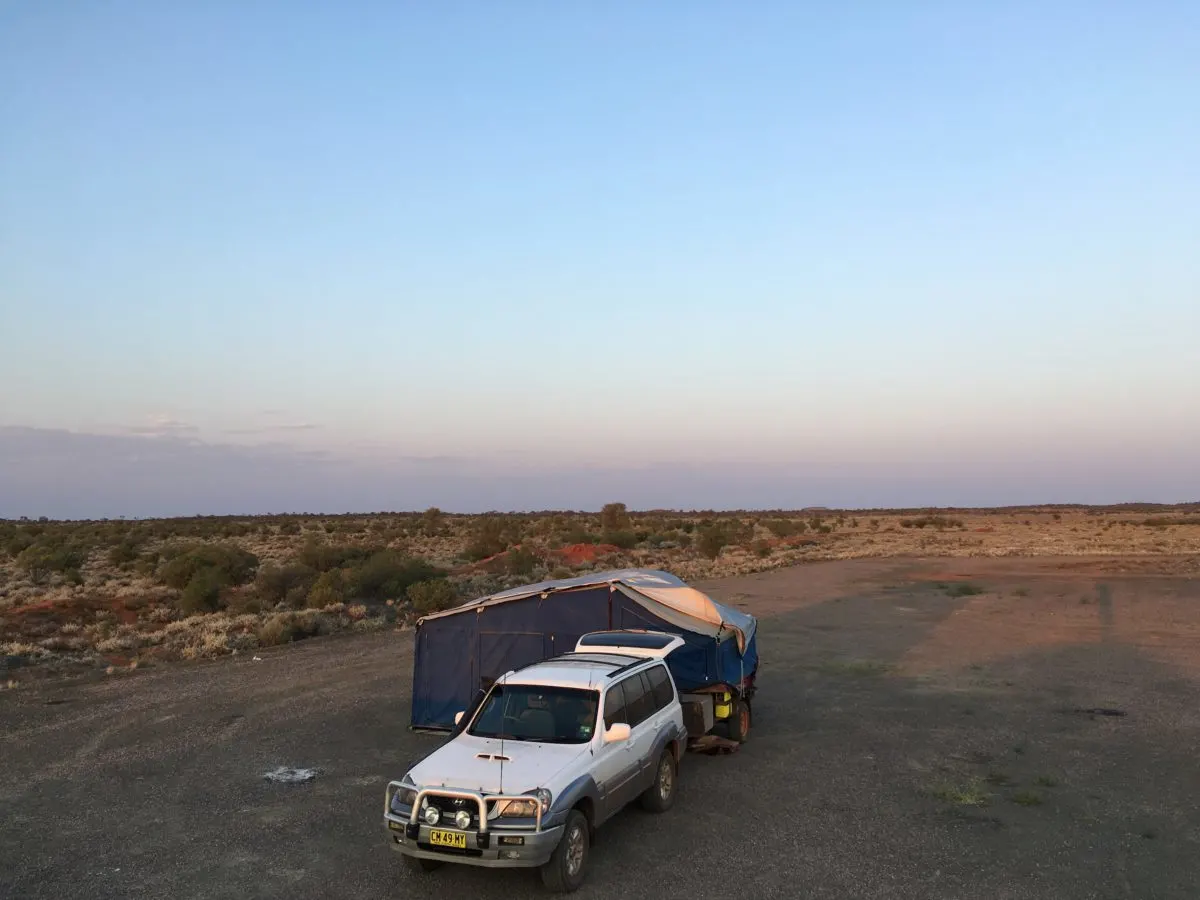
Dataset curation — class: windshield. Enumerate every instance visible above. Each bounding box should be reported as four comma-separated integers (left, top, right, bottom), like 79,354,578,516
467,684,599,744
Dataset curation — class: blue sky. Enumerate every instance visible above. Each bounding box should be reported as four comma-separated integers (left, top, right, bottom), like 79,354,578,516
1,1,1197,516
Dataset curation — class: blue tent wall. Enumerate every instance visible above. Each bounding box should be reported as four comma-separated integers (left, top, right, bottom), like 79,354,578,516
410,585,757,730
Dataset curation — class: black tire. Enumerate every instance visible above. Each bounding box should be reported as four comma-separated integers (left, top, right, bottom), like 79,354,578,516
540,808,589,893
404,854,443,873
639,749,677,812
728,697,751,743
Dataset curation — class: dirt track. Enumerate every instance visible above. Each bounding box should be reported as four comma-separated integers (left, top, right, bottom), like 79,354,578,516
2,556,1198,899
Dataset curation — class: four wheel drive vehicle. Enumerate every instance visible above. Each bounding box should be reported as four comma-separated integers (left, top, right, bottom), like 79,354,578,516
384,633,689,893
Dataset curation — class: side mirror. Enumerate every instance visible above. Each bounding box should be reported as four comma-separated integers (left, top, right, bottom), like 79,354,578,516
603,722,631,744
454,711,464,726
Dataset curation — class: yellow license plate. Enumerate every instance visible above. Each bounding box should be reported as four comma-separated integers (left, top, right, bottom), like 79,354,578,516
429,829,467,849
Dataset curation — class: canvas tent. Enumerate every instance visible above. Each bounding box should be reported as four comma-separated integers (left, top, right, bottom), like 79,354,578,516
409,568,758,730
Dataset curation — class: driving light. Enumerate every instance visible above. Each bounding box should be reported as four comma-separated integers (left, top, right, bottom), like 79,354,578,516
423,805,440,826
454,809,472,830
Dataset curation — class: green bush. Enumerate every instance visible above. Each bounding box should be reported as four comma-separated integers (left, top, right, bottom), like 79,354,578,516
407,579,459,617
258,613,297,646
159,543,259,589
505,546,539,576
420,507,445,537
697,525,728,560
348,551,443,601
603,529,638,549
255,562,318,604
465,516,515,561
16,542,88,584
108,540,142,568
752,539,772,558
180,569,224,615
600,502,631,532
763,519,798,538
307,570,346,608
296,539,374,572
4,530,36,557
556,524,598,546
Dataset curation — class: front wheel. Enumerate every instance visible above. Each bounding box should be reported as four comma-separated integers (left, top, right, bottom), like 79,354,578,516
639,749,677,812
540,808,589,893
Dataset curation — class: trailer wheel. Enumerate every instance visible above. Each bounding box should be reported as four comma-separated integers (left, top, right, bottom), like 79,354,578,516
728,697,751,743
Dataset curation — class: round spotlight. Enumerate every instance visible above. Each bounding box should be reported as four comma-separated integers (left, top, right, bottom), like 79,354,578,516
454,809,472,830
423,805,440,826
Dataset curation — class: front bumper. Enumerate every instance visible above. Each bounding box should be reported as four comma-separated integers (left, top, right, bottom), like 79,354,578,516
384,816,565,868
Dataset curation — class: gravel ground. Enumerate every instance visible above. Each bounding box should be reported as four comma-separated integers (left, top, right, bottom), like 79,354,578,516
2,556,1198,899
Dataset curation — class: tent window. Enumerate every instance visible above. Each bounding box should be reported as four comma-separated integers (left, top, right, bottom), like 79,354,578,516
645,664,675,711
620,673,654,727
603,682,627,728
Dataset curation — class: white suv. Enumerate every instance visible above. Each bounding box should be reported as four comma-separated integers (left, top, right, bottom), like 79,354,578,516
384,631,688,892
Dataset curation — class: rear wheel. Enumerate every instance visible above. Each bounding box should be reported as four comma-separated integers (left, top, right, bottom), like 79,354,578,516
639,749,677,812
540,808,589,893
728,697,751,743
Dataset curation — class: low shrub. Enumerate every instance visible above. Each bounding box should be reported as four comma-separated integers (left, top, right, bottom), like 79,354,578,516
255,562,318,605
505,546,539,576
159,543,259,590
697,525,728,560
180,569,224,615
407,579,459,617
16,542,88,584
347,551,443,601
307,570,346,608
296,539,375,572
602,529,639,550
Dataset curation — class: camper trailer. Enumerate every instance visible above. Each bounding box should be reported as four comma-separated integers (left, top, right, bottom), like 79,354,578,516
408,568,758,745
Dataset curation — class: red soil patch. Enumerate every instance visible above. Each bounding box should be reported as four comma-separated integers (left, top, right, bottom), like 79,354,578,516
551,543,622,567
1,594,141,641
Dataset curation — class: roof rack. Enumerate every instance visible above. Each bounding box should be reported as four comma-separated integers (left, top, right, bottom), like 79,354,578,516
504,650,651,680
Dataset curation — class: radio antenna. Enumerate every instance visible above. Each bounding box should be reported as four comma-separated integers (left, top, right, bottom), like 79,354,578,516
498,669,508,795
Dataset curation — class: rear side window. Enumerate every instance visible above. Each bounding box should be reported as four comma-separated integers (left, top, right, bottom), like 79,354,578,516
621,673,654,727
645,664,675,710
603,682,627,729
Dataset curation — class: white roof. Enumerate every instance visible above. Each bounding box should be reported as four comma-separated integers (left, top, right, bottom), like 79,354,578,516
497,653,653,690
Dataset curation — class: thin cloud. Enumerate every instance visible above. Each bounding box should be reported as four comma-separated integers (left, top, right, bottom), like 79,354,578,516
123,414,199,438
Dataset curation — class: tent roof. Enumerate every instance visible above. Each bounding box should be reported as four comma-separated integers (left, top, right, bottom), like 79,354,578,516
418,568,757,651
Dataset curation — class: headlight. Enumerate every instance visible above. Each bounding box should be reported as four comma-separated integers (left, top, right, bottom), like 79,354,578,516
498,788,552,818
454,809,472,830
498,798,538,818
389,781,417,811
423,805,441,826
